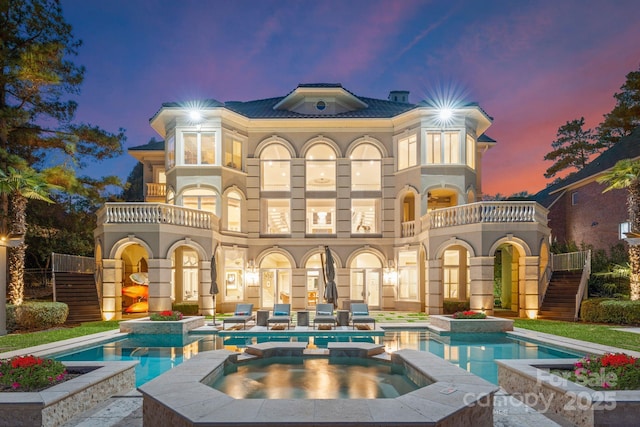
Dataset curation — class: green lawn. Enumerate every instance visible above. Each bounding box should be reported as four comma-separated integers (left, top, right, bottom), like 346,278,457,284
513,319,640,353
0,321,120,353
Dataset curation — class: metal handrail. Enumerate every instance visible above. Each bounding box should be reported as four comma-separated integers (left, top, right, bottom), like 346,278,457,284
574,250,591,320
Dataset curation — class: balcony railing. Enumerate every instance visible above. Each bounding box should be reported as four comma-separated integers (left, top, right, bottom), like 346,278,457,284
401,221,415,237
98,203,213,230
427,201,547,229
146,183,167,197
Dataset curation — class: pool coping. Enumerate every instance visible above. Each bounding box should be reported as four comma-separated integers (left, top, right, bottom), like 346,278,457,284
138,344,499,426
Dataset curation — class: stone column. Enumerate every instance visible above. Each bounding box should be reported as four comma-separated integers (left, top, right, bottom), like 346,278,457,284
425,259,443,314
148,258,173,313
102,258,123,320
520,256,540,319
469,256,495,315
199,259,213,315
291,268,306,310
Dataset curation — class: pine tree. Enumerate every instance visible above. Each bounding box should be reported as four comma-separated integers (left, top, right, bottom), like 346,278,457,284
543,117,601,179
597,65,640,147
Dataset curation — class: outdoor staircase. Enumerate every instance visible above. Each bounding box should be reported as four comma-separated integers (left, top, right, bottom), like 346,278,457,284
538,271,582,321
54,272,103,324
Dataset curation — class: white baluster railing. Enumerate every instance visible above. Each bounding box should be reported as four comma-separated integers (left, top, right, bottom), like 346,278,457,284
401,221,415,237
427,201,547,229
98,203,213,230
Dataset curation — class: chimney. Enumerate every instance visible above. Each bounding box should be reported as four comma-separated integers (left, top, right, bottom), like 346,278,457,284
388,90,410,103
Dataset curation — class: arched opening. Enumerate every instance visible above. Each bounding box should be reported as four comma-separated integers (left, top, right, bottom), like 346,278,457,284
427,188,457,210
494,244,520,313
402,193,415,222
259,253,292,308
261,143,291,191
121,244,150,314
226,190,242,232
350,253,382,308
441,245,470,301
171,247,200,304
306,143,336,191
181,187,217,214
305,253,323,308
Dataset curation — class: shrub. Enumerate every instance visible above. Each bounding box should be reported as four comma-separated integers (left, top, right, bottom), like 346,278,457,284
5,305,17,333
443,299,470,314
150,310,183,321
0,355,68,391
10,302,68,331
172,302,199,315
452,310,487,319
581,298,640,325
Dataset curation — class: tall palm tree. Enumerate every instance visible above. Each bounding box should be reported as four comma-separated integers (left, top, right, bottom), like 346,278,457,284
0,167,60,305
597,159,640,300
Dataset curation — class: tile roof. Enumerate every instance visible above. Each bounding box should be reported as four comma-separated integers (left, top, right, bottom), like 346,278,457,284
224,95,416,119
534,126,640,207
129,139,165,151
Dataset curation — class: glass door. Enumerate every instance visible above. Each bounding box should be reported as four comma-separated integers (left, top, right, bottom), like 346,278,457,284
350,269,381,309
261,268,291,308
261,270,276,308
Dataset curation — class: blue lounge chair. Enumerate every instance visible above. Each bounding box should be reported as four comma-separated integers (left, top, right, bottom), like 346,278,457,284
267,303,292,329
350,303,375,330
223,303,255,330
313,303,337,329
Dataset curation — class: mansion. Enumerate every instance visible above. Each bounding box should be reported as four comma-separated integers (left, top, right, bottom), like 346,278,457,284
94,83,551,320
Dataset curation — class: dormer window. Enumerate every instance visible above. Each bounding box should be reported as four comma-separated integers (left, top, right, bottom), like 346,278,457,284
316,100,326,111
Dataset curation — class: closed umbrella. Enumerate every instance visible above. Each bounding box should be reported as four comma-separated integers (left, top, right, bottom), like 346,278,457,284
323,246,338,309
210,254,219,326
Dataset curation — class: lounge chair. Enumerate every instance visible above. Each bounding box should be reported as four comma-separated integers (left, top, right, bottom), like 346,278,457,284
313,303,337,329
267,303,291,329
350,303,375,330
223,303,255,330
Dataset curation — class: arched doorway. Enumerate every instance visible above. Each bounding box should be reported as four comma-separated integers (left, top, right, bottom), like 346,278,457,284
495,244,520,313
350,253,382,308
259,253,292,308
171,247,200,304
441,245,470,301
305,253,323,308
121,244,150,314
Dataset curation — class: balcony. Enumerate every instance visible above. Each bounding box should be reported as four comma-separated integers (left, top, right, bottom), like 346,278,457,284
427,201,547,230
98,203,214,230
145,183,166,202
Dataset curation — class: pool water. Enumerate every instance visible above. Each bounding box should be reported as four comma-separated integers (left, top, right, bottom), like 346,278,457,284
54,330,582,386
210,356,419,399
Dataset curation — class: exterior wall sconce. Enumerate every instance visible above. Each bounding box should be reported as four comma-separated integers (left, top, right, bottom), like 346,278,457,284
0,233,24,248
383,259,397,285
245,259,259,285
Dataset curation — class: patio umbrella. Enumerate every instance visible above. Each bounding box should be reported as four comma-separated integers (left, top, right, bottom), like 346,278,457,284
323,246,338,309
210,254,220,326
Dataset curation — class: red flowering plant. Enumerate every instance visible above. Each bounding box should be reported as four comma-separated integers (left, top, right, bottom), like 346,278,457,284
150,310,184,321
554,353,640,390
0,355,68,392
452,310,487,319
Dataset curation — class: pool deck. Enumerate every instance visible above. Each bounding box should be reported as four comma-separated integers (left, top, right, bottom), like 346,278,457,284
2,320,639,427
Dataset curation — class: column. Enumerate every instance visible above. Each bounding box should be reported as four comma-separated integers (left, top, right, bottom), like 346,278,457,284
291,268,306,310
520,256,540,319
148,258,173,313
469,256,495,315
425,259,443,315
199,259,213,315
102,258,123,320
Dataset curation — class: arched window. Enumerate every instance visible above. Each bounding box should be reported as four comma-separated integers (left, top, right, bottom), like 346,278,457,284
227,190,242,232
351,143,381,191
260,144,291,191
306,143,336,191
182,188,216,214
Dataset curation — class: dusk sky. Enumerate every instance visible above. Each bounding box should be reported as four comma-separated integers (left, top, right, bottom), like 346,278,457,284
62,0,640,196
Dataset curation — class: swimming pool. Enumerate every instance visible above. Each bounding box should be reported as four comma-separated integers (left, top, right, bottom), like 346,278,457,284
54,330,583,386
